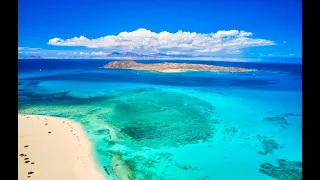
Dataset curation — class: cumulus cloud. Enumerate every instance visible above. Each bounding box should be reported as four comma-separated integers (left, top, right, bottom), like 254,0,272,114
47,28,275,55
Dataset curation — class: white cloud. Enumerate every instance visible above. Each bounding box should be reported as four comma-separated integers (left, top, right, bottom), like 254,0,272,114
225,49,243,54
166,51,183,55
289,53,294,56
57,52,67,55
73,52,77,55
48,38,62,44
18,47,41,51
91,51,108,55
47,28,275,55
28,48,41,50
267,54,273,56
22,52,40,54
79,52,89,55
19,47,41,50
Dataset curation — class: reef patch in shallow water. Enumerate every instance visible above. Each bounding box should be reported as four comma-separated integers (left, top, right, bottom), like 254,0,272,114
263,113,302,128
257,135,281,155
93,129,110,136
105,88,216,148
259,159,302,180
263,116,288,127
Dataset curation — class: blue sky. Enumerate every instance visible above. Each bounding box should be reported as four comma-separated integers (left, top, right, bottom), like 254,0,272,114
18,0,301,60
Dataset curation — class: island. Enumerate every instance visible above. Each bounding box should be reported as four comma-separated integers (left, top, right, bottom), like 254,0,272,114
102,60,251,73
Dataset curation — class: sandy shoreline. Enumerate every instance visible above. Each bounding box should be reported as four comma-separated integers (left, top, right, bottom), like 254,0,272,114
18,114,106,180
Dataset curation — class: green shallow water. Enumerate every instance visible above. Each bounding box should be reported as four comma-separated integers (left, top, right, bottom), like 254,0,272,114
19,87,220,179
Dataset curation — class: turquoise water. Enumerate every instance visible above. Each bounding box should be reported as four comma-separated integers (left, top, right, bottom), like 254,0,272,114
18,59,302,180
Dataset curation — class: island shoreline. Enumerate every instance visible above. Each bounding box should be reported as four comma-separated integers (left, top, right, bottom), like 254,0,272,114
102,60,253,73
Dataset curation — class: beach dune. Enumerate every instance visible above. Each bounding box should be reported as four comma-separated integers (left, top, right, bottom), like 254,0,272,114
18,114,105,180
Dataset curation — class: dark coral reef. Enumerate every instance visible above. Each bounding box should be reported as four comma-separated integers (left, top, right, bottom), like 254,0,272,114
259,159,302,180
257,135,281,155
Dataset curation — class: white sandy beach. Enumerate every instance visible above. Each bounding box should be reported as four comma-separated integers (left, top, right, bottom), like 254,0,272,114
18,114,106,180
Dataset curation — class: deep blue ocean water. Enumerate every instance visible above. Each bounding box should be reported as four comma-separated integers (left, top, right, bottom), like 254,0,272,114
18,59,302,180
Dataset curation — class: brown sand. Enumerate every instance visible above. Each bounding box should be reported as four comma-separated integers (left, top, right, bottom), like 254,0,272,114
18,114,106,180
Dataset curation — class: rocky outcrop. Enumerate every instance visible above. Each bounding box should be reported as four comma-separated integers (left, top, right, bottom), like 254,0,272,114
103,60,139,68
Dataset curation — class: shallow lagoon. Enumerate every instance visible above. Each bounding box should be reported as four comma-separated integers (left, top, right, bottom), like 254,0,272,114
18,59,302,180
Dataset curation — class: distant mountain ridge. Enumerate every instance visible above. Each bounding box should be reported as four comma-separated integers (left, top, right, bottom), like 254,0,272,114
20,52,215,59
25,56,44,59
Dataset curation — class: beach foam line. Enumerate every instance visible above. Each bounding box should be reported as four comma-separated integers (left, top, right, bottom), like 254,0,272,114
18,114,106,180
